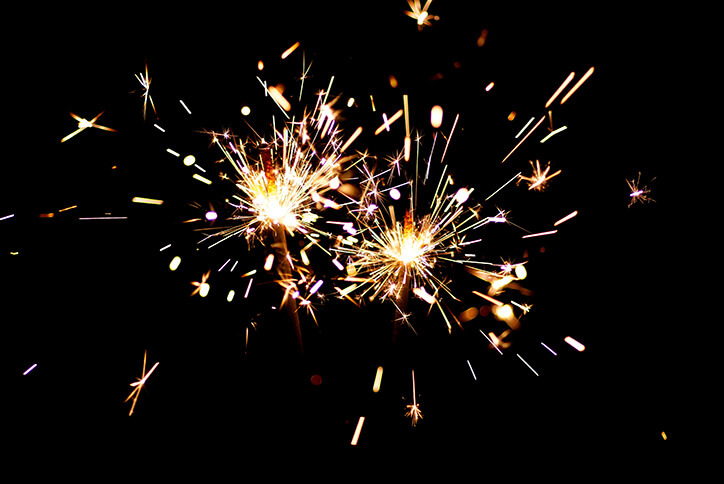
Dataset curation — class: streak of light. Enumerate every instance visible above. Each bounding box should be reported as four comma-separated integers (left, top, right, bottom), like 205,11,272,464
347,97,355,108
661,431,667,441
169,256,182,271
332,259,345,271
78,216,127,220
351,416,365,446
430,105,443,128
541,342,557,355
61,111,117,143
134,63,157,120
244,278,254,298
477,28,488,47
183,155,196,166
1,214,15,221
539,125,567,143
227,290,236,302
467,360,477,380
179,99,192,114
309,279,324,295
405,369,422,426
159,244,172,251
521,230,558,239
439,113,459,165
59,205,78,212
375,109,403,135
167,148,180,157
281,41,300,59
154,124,165,132
125,350,159,416
564,336,586,352
372,366,383,393
412,286,436,304
131,197,164,205
23,363,38,375
479,329,503,355
515,117,535,138
472,290,503,306
554,210,578,226
502,116,545,163
485,172,522,201
560,67,595,105
267,85,292,112
264,254,275,271
516,353,539,376
340,126,363,153
38,213,54,218
192,173,212,185
545,71,576,108
485,81,494,92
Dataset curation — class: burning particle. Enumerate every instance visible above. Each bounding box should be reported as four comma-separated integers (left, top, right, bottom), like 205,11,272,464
183,155,196,166
476,28,488,47
347,97,355,108
268,85,291,112
514,264,527,279
661,431,667,441
454,187,470,204
389,188,401,200
516,353,539,376
375,109,403,135
310,374,323,386
340,126,363,153
508,111,517,121
23,363,38,375
351,416,366,446
560,67,595,105
205,211,218,221
179,99,192,115
485,81,495,92
227,290,236,302
154,124,165,132
554,210,578,226
541,342,557,355
169,256,182,271
132,197,164,205
522,230,558,239
241,106,251,116
1,214,15,221
167,148,180,157
192,173,212,185
564,336,586,352
309,279,324,295
372,366,383,393
388,75,398,88
198,283,210,297
539,126,568,143
281,41,300,59
430,105,443,128
264,254,275,271
545,71,576,108
257,60,264,70
39,213,54,218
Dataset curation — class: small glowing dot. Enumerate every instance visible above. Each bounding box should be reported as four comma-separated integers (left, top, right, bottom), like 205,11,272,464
227,290,235,302
264,254,275,271
485,82,495,92
508,111,517,121
493,304,514,320
430,105,443,128
347,97,355,108
183,155,196,166
199,282,210,297
514,264,527,280
241,106,251,116
257,60,264,70
205,211,218,221
454,187,470,204
390,188,401,200
169,256,182,271
310,374,323,386
388,75,398,88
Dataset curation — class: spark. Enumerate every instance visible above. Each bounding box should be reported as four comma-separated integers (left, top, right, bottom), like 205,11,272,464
479,329,503,355
61,111,117,143
167,148,181,157
23,363,38,375
517,159,562,191
516,353,539,376
564,336,586,352
351,416,366,445
281,41,300,59
131,197,164,205
521,230,557,239
541,342,558,355
192,173,213,185
554,210,578,226
545,71,576,108
430,105,443,128
372,366,383,393
404,0,439,30
502,115,545,163
1,214,15,221
169,256,182,271
125,350,159,416
404,369,423,426
467,360,477,380
190,271,211,297
134,63,157,120
626,172,655,207
375,109,404,135
179,99,192,115
539,125,567,143
560,67,595,105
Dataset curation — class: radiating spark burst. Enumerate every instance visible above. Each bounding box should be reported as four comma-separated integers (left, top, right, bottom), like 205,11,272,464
61,111,117,143
199,91,360,250
517,159,562,191
125,350,159,416
626,172,655,207
404,0,439,30
134,63,157,120
404,369,423,426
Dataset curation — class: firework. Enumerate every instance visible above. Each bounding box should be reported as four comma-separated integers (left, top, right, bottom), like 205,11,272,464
626,172,655,207
61,111,117,143
125,350,159,416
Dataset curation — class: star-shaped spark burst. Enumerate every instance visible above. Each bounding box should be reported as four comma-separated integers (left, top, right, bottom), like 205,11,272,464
517,159,562,191
404,370,423,426
61,111,117,143
626,171,655,207
125,350,159,416
404,0,439,30
134,63,157,120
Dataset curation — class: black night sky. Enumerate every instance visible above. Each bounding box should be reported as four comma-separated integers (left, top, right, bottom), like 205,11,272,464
2,1,700,472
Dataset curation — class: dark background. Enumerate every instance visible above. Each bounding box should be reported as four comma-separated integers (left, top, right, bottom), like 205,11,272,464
1,1,699,470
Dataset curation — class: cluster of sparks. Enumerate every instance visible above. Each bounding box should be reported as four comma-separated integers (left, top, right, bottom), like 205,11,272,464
7,4,667,444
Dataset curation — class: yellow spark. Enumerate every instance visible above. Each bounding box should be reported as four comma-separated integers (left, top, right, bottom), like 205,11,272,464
131,197,164,205
190,271,211,297
169,256,182,271
264,254,275,271
192,173,213,185
268,84,292,112
430,105,443,128
517,160,562,191
61,111,117,143
404,0,439,30
521,230,558,239
502,116,545,163
545,71,576,108
626,172,655,207
125,350,159,416
281,41,300,59
564,336,586,352
241,105,251,116
372,366,383,393
351,416,365,445
554,210,578,226
134,63,157,120
375,109,404,135
560,67,595,105
340,126,363,153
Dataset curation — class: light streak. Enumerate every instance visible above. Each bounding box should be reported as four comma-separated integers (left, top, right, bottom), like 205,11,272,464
485,81,495,92
1,214,15,221
375,109,403,135
125,350,159,416
134,63,157,120
502,116,545,163
560,67,595,105
485,172,522,201
467,360,477,380
430,105,443,128
154,124,165,132
404,0,439,30
541,342,558,355
351,416,365,445
78,216,127,220
539,125,567,143
192,173,212,185
564,336,585,352
515,117,535,138
521,230,558,239
167,148,181,157
404,369,422,426
516,353,539,376
626,172,655,207
264,254,275,271
23,363,38,375
340,126,363,152
545,71,575,108
372,366,383,393
131,197,164,205
227,290,235,302
61,111,117,143
281,41,300,59
179,99,192,115
479,329,503,355
554,210,578,226
169,256,182,271
518,159,562,191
